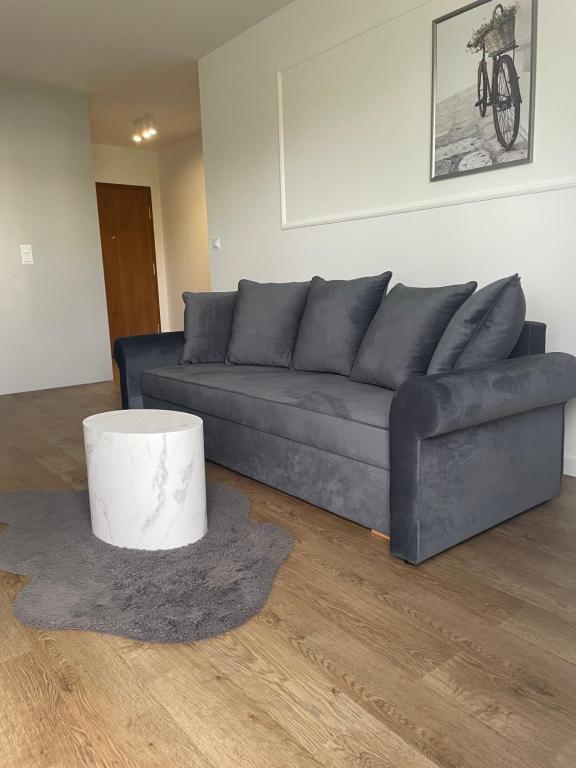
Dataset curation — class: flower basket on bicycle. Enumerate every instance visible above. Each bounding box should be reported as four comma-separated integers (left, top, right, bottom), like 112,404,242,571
467,3,519,55
484,9,516,57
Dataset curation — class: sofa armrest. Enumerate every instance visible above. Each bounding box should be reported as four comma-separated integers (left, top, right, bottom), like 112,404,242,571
390,353,576,564
392,353,576,441
114,332,184,409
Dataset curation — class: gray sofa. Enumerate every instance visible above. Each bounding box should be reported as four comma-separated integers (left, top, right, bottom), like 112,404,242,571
115,275,576,564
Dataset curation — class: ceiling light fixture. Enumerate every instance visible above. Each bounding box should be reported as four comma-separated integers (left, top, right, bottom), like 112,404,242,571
131,114,158,143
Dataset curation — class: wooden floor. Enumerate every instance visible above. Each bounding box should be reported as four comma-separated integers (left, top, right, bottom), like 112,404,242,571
1,382,576,767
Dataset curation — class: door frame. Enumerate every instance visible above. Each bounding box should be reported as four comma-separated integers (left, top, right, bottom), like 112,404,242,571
95,182,162,338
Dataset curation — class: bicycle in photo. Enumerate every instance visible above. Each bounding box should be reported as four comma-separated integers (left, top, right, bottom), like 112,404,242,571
475,4,522,150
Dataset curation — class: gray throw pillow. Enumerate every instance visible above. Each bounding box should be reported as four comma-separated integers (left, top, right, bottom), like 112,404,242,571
227,279,310,367
351,281,477,390
181,291,237,364
428,275,526,374
292,272,392,376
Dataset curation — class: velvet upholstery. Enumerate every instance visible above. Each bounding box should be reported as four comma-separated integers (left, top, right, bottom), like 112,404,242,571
116,319,576,564
428,275,526,374
391,353,576,440
510,321,546,358
114,332,184,409
390,352,576,563
351,281,477,389
391,405,565,564
142,396,391,532
292,273,392,375
181,291,237,364
141,364,393,468
227,280,309,367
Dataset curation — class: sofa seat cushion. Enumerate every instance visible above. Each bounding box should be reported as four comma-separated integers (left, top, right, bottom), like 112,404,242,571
141,364,393,469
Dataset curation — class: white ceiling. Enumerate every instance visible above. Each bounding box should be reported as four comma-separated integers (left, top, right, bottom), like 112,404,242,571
0,0,293,148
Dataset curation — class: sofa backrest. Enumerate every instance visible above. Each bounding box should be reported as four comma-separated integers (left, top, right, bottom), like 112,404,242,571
510,321,546,359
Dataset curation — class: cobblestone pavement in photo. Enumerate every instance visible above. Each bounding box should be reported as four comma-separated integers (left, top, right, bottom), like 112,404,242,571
434,83,528,177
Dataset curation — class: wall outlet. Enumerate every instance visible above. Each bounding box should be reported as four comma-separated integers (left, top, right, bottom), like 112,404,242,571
20,244,34,264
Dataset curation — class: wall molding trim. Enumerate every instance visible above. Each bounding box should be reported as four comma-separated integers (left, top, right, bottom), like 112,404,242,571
278,68,576,229
565,454,576,478
277,70,576,231
278,174,576,230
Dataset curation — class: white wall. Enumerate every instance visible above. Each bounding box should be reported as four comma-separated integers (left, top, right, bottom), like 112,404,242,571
0,81,111,394
158,134,211,330
199,0,576,475
92,144,170,329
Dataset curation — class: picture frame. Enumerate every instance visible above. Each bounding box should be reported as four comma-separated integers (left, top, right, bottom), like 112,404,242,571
431,0,538,181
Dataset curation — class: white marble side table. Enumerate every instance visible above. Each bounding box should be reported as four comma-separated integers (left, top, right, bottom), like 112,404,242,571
83,409,207,550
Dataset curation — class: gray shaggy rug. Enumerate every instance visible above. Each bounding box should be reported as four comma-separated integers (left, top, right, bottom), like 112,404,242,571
0,484,293,643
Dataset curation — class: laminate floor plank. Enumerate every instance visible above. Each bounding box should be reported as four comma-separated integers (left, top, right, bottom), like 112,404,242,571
251,595,546,768
30,628,216,768
501,604,576,664
147,658,324,768
423,652,576,767
280,540,576,709
190,626,441,768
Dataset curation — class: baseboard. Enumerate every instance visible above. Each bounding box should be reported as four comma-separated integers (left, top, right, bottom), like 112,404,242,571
564,454,576,478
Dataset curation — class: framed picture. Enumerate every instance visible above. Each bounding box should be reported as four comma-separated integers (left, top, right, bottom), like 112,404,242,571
431,0,537,181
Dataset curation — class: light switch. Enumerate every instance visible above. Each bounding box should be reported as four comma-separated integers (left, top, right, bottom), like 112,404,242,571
211,237,221,251
20,244,34,264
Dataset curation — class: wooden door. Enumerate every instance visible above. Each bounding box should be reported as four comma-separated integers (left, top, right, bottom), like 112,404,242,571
96,183,160,351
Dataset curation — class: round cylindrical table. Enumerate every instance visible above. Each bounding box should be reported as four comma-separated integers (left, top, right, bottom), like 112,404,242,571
83,409,207,550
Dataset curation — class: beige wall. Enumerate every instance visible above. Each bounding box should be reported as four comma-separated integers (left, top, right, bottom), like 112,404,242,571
158,134,211,330
199,0,576,474
93,137,210,331
92,144,170,329
0,81,111,394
